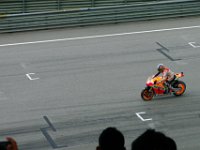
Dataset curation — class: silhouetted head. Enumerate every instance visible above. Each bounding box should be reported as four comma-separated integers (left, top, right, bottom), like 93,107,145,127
131,129,177,150
97,127,126,150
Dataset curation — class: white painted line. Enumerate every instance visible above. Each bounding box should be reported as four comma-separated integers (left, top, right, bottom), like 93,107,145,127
189,42,196,48
1,25,200,47
26,73,39,81
188,42,200,48
136,112,152,122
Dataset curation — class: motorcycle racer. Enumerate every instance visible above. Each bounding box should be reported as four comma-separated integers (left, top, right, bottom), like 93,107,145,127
141,66,186,101
154,64,175,93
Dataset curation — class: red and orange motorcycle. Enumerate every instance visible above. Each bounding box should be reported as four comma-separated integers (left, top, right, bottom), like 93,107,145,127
141,72,186,101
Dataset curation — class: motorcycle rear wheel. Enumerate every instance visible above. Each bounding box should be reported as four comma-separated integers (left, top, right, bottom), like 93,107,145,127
173,81,186,96
141,89,154,101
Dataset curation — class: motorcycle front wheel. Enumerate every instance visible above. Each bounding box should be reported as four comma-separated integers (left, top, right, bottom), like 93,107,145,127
141,89,154,101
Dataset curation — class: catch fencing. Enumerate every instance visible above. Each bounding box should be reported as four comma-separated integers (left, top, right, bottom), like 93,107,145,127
0,0,169,14
0,0,200,33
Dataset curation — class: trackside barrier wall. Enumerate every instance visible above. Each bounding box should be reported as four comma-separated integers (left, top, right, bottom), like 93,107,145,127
0,0,170,14
0,0,200,33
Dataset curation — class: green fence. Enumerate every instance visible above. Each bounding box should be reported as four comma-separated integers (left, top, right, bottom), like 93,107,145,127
0,0,168,14
0,0,200,33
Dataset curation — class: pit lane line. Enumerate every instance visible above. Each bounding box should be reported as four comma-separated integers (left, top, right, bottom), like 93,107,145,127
1,25,200,47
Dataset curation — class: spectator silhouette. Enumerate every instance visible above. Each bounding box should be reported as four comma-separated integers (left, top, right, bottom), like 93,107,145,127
0,137,19,150
96,127,126,150
131,129,177,150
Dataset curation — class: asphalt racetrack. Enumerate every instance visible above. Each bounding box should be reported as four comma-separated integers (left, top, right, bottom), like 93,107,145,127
0,16,200,150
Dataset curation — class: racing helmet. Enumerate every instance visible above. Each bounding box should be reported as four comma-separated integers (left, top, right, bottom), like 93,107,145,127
157,64,165,72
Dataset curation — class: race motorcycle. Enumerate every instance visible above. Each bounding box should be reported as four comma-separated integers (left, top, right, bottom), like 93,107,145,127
141,72,186,101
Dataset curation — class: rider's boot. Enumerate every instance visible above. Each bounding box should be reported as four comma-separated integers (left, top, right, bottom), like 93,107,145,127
164,87,169,94
168,84,175,93
164,90,169,94
163,83,169,94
